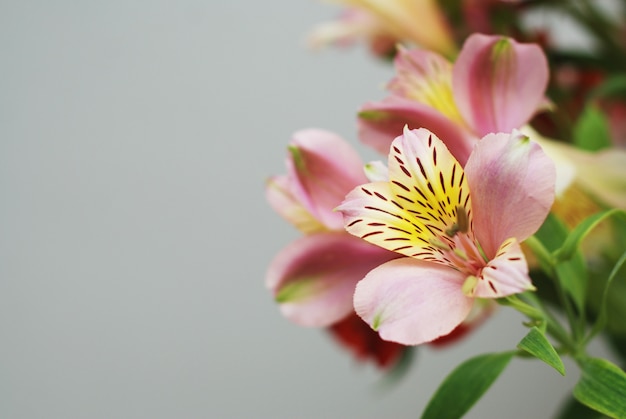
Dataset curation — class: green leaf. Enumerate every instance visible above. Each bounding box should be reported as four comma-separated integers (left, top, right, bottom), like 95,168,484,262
555,256,588,314
421,351,515,419
555,209,626,263
533,213,588,313
574,357,626,418
556,395,607,419
586,250,626,342
517,327,566,376
534,212,569,252
590,74,626,101
573,104,612,151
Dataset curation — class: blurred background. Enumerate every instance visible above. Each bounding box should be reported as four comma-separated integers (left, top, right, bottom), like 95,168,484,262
0,1,614,418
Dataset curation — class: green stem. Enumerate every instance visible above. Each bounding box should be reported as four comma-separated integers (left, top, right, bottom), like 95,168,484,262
526,235,584,346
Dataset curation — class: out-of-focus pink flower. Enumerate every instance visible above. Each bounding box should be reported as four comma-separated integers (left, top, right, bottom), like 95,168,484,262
308,8,397,57
309,0,457,58
358,34,549,165
266,129,398,328
266,130,407,368
337,127,555,345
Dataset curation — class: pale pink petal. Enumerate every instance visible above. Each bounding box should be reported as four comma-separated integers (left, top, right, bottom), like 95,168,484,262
353,258,473,345
265,175,325,234
287,129,367,230
469,238,534,298
453,34,549,135
358,97,474,164
464,131,556,258
307,9,386,49
388,47,455,110
266,232,397,327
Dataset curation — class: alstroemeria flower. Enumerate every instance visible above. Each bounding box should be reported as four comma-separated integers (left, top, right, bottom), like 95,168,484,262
337,127,556,345
308,8,397,57
312,0,457,58
266,129,398,328
358,33,549,165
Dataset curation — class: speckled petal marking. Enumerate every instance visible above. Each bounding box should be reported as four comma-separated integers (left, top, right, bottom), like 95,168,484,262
340,128,473,265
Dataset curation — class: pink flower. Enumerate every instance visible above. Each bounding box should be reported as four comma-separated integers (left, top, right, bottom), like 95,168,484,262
358,34,549,165
266,129,398,328
308,0,456,58
308,8,398,57
337,127,556,345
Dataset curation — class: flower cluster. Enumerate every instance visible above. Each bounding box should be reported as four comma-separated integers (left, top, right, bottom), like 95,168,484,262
266,1,626,417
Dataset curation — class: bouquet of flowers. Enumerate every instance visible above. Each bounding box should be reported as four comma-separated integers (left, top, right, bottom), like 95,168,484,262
265,1,626,417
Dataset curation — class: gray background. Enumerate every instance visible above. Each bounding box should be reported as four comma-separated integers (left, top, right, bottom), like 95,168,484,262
0,1,614,418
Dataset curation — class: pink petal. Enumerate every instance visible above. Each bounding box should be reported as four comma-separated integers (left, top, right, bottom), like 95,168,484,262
265,175,325,234
469,238,535,298
453,34,549,135
266,232,397,327
464,131,556,258
358,97,474,164
287,129,367,230
387,46,454,104
353,258,473,345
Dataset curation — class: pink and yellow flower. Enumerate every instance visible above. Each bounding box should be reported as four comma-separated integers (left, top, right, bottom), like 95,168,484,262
266,129,398,328
358,33,549,165
337,127,556,345
309,0,457,58
266,129,408,367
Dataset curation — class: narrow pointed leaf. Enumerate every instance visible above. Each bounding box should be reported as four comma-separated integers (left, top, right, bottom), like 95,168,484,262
421,351,515,419
574,357,626,418
586,250,626,343
517,326,565,376
555,209,626,262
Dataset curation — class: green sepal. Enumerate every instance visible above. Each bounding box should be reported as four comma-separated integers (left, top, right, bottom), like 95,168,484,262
421,351,515,419
574,357,626,418
517,326,566,376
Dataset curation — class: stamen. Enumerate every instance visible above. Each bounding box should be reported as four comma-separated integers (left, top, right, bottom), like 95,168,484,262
445,224,459,238
453,248,468,261
456,205,469,233
428,237,451,251
462,275,478,297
